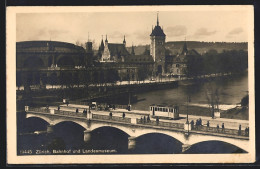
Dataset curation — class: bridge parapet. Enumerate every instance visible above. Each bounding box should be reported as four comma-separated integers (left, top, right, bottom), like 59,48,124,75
92,114,131,123
25,106,249,139
137,119,184,129
193,125,249,137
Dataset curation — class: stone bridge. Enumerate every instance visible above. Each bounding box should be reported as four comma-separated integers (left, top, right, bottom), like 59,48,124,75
25,107,250,153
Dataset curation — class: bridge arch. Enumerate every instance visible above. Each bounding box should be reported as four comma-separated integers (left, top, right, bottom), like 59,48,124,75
187,133,249,153
26,113,88,129
89,123,134,136
134,129,186,144
23,56,45,68
26,113,51,125
186,140,247,153
52,119,88,129
57,55,75,67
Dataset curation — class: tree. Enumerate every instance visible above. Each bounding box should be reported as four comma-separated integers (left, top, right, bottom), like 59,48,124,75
205,83,220,118
241,94,249,107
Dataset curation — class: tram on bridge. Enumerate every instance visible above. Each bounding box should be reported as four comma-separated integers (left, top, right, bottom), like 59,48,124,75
149,104,179,119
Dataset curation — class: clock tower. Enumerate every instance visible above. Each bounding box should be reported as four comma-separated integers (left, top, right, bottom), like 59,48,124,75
150,13,166,75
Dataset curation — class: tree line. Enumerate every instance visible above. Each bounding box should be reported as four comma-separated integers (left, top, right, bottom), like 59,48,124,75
185,49,248,77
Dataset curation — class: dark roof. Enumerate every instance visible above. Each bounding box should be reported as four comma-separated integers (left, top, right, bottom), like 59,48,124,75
150,25,166,37
124,54,154,63
143,47,150,55
165,55,175,63
181,41,188,55
173,49,200,63
108,43,130,56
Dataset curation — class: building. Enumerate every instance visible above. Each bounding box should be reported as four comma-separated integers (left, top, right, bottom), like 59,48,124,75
171,41,201,77
100,35,130,62
16,41,87,69
150,14,166,75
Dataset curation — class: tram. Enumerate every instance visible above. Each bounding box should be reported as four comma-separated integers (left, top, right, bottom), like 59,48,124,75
149,104,179,119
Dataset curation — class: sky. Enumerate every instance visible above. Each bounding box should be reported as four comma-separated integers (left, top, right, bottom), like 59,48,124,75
16,9,250,49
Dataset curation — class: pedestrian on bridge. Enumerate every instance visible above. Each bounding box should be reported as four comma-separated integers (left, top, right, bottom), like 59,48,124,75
199,118,202,126
83,109,87,115
143,116,146,123
122,112,125,118
112,105,115,110
147,115,150,123
245,127,249,136
207,121,210,127
217,124,219,133
109,112,113,119
76,108,79,113
156,117,159,125
195,120,199,130
58,106,60,111
222,123,225,133
190,120,194,129
238,124,241,135
140,117,143,123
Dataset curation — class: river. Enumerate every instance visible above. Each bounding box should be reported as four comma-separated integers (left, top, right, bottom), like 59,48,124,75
17,73,248,155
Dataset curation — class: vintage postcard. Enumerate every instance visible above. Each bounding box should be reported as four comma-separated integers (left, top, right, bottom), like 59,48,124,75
6,5,255,164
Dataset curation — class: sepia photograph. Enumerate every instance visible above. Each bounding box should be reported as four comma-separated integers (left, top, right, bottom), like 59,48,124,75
6,5,255,164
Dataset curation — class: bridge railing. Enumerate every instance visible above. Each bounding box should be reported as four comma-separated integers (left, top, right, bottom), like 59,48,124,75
28,107,50,113
54,110,86,117
193,125,249,137
136,119,184,129
92,114,131,123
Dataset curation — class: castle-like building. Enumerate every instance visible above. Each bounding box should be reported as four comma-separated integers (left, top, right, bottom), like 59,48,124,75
97,14,200,78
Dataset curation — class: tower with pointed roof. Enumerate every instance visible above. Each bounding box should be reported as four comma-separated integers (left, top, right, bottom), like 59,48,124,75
131,43,135,55
123,35,126,46
150,12,166,75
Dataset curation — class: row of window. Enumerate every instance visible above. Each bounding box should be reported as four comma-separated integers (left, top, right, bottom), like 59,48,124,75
150,106,178,113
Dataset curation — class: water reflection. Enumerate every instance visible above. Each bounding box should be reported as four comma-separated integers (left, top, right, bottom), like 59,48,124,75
133,74,248,111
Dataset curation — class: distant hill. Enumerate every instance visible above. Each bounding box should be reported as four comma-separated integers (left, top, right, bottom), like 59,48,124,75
127,41,248,55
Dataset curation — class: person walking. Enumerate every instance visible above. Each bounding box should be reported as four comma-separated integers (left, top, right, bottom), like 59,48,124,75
147,115,150,123
156,117,159,125
238,124,241,135
190,120,194,129
109,112,112,119
217,124,219,133
143,116,146,123
222,123,225,133
122,112,125,118
207,121,210,127
195,120,199,130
